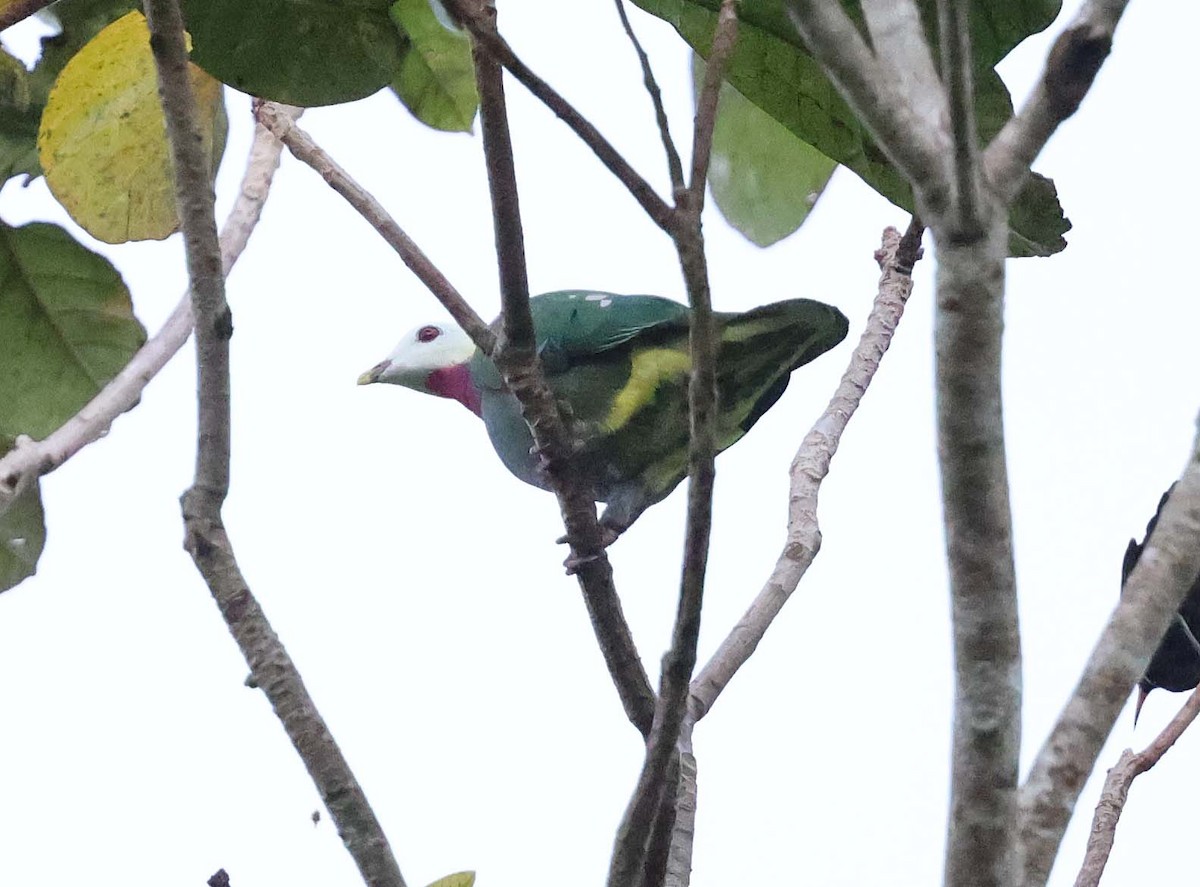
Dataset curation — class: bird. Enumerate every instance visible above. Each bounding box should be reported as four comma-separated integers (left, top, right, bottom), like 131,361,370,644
358,289,849,549
1122,484,1200,722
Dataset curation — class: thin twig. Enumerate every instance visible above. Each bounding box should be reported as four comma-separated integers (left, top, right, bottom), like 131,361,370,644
143,3,406,885
607,8,737,884
786,0,950,217
252,102,496,355
613,0,684,194
1020,446,1200,887
0,0,53,31
1073,687,1200,887
687,0,739,201
0,109,293,503
689,221,922,721
983,0,1128,203
462,0,657,737
444,0,675,232
936,0,982,234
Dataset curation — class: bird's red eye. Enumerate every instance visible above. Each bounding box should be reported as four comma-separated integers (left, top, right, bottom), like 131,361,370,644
417,325,441,343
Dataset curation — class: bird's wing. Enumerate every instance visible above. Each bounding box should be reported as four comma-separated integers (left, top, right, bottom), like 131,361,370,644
532,291,692,371
467,291,689,393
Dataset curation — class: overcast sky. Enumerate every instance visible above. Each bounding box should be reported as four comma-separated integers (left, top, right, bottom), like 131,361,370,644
2,3,1197,886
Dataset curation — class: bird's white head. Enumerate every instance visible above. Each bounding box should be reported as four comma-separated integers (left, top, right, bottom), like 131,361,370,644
357,322,476,393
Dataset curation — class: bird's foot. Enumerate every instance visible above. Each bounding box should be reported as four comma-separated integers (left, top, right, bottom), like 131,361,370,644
557,524,621,575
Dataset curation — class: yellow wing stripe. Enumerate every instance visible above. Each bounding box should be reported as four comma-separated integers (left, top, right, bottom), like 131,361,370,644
604,347,691,431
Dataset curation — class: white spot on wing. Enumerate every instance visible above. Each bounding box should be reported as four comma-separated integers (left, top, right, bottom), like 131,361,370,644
585,293,613,308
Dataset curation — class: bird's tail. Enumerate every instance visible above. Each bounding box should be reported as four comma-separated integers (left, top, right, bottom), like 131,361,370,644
715,299,849,437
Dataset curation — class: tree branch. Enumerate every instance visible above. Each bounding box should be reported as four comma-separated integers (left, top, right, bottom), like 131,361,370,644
686,0,738,201
607,7,740,882
252,102,496,355
462,0,657,737
444,0,675,232
1020,442,1200,887
663,725,698,887
859,0,945,137
786,0,950,216
936,217,1019,887
143,3,406,885
688,221,922,721
1073,687,1200,887
983,0,1127,204
0,107,293,503
936,0,983,234
0,0,54,32
613,0,684,195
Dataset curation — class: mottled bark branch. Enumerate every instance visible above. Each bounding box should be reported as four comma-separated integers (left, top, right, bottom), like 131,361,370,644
983,0,1128,203
613,0,684,194
936,215,1020,887
0,108,292,503
252,102,496,355
462,0,656,737
936,0,983,234
786,0,950,215
607,6,738,883
689,222,921,721
143,3,406,886
663,727,698,887
445,0,675,231
1073,687,1200,887
1020,443,1200,887
860,0,944,135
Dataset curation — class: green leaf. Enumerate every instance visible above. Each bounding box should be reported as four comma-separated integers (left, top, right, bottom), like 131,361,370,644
0,220,147,442
633,0,1070,257
0,48,41,183
0,456,46,595
424,872,475,887
181,0,407,107
695,54,834,247
389,0,479,132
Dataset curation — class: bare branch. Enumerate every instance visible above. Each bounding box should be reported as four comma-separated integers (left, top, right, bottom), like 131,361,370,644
1020,446,1200,887
936,0,983,234
460,0,657,736
0,0,53,31
143,3,406,885
936,219,1019,887
687,0,739,201
689,222,921,721
860,0,945,135
786,0,950,216
0,109,292,502
1074,688,1200,887
984,1,1127,203
253,102,496,355
613,0,685,194
663,723,698,887
444,0,675,231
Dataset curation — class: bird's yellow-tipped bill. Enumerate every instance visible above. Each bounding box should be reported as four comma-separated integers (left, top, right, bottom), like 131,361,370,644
357,360,389,385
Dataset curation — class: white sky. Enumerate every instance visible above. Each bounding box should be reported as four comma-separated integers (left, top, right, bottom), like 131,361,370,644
1,2,1196,886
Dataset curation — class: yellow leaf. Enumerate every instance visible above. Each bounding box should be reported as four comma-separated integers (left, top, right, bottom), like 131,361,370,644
37,10,223,244
425,872,475,887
